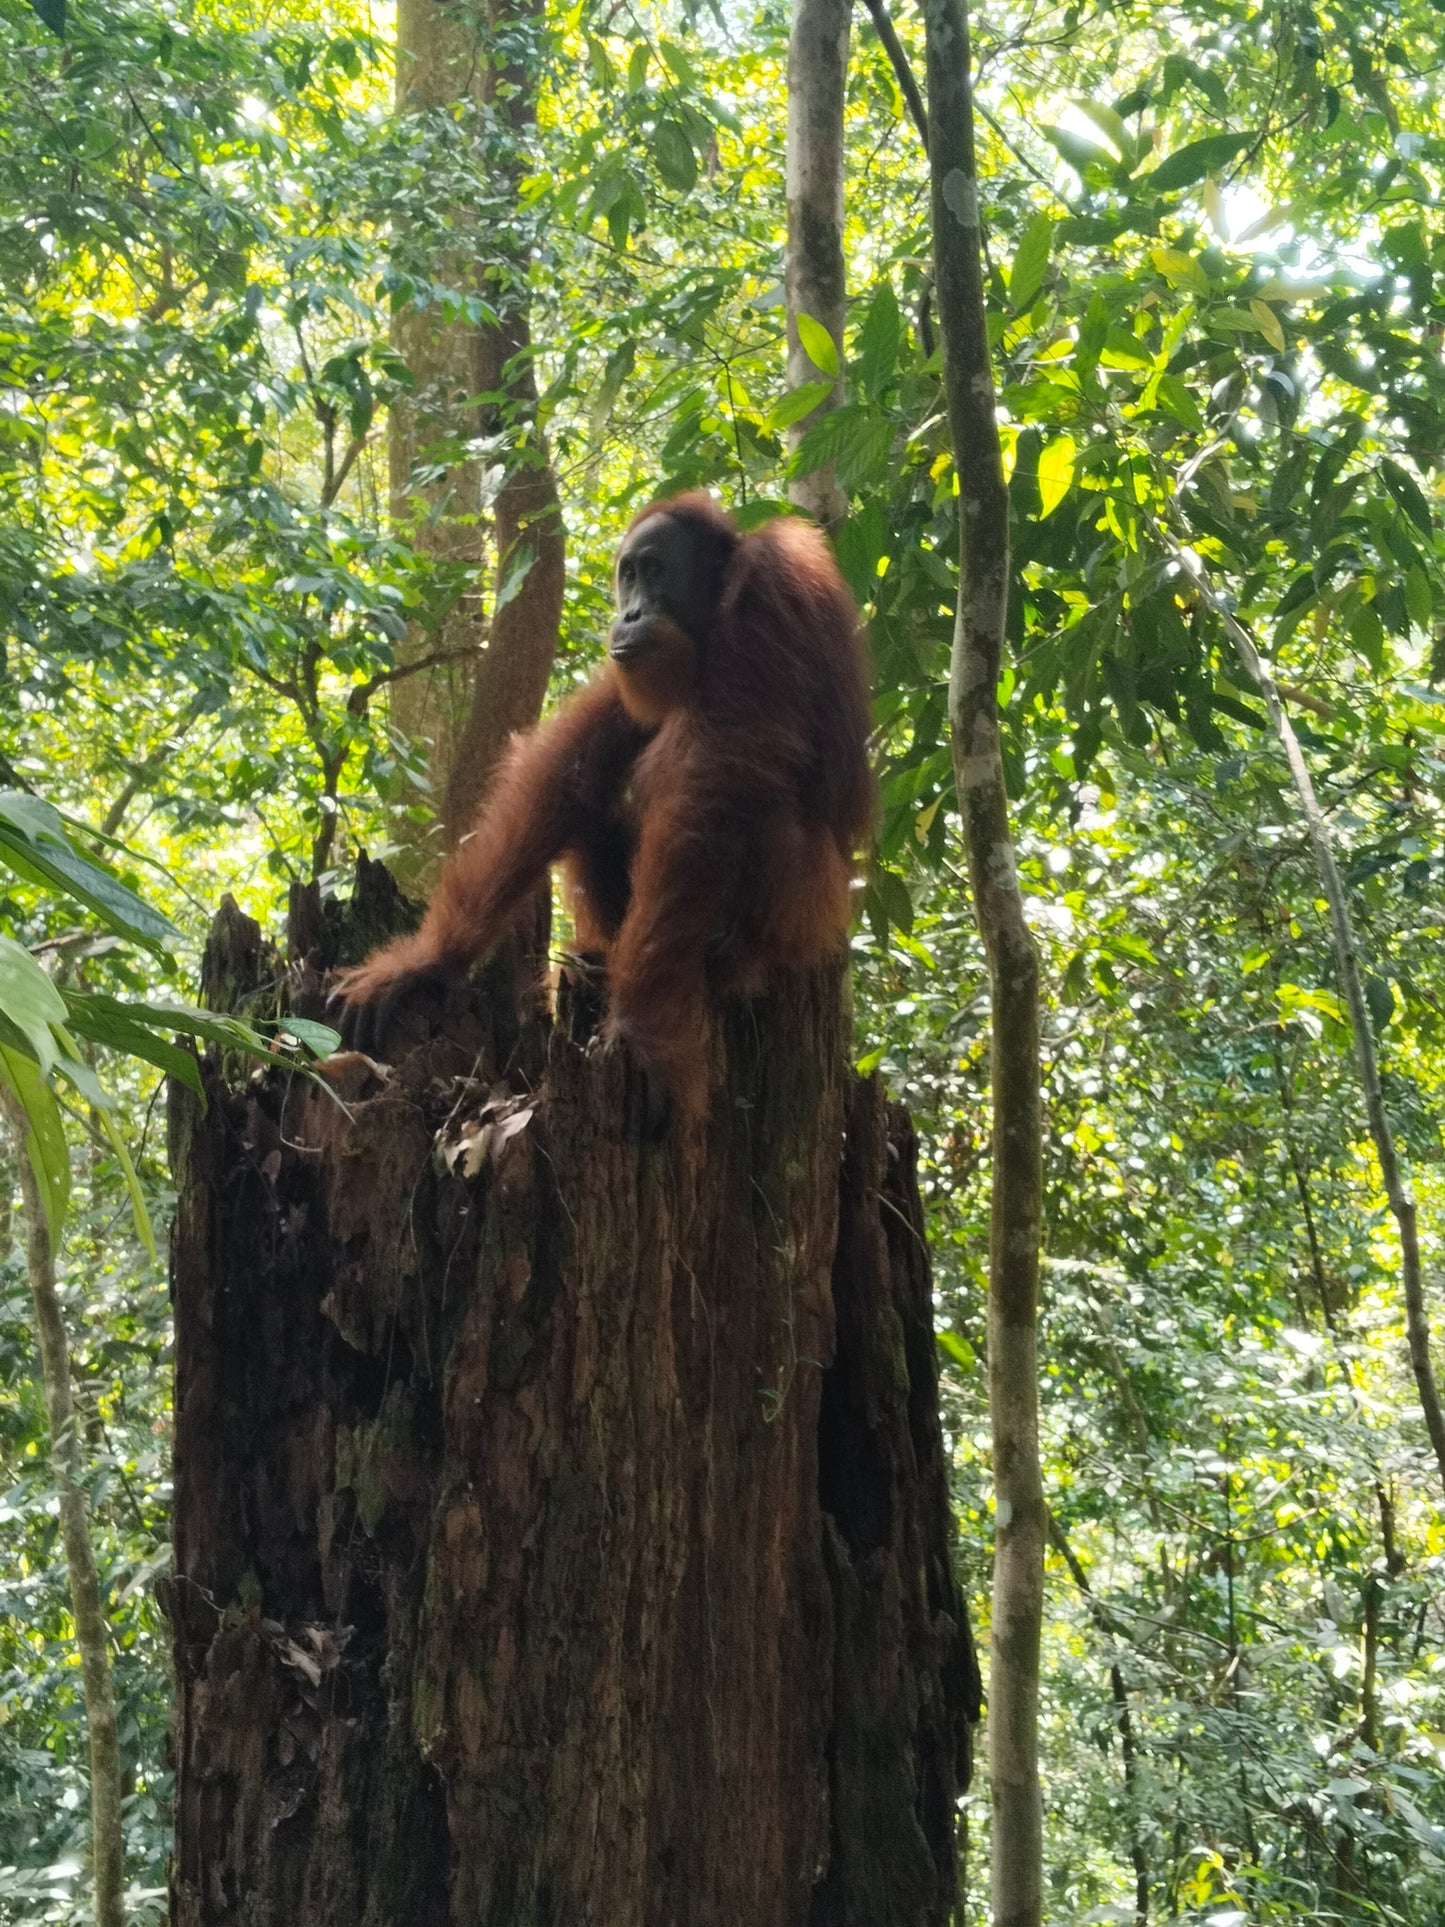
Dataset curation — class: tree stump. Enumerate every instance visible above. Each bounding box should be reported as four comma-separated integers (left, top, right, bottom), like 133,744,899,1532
166,871,979,1926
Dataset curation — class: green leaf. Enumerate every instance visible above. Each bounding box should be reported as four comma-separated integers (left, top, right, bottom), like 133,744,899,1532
274,1018,343,1058
1364,974,1396,1035
872,864,914,934
1076,291,1109,380
96,1105,157,1262
627,42,649,92
0,793,176,954
652,120,697,193
790,406,893,490
61,992,204,1096
27,0,65,33
768,381,834,432
1148,132,1253,193
1405,564,1433,630
1037,435,1076,518
1076,100,1128,156
0,935,65,1075
1008,213,1055,313
659,39,696,85
1043,125,1116,177
1380,459,1433,534
855,281,902,397
796,312,839,378
0,1045,69,1240
494,543,536,614
937,1328,976,1371
60,992,335,1072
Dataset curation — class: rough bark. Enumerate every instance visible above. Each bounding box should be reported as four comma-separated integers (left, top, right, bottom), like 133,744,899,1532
389,0,564,871
0,1085,125,1927
167,874,979,1926
1172,544,1445,1505
785,0,851,531
921,0,1046,1921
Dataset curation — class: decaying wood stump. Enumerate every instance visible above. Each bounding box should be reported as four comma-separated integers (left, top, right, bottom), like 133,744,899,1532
166,866,979,1926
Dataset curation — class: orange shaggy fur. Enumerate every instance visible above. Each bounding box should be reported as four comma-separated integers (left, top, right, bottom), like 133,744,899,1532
335,492,874,1118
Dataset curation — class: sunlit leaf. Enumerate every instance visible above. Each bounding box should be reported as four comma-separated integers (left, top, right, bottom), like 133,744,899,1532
856,280,902,396
0,1044,69,1240
1008,214,1054,313
768,381,834,432
796,312,839,378
652,121,697,193
0,935,64,1075
0,793,176,954
1037,436,1076,518
1148,131,1253,193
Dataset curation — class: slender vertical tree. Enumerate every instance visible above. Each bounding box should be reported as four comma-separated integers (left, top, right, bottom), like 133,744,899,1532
389,0,564,867
784,0,850,530
0,1093,124,1927
921,0,1046,1920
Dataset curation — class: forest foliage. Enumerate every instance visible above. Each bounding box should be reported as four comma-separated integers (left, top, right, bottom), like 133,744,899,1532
4,0,1445,1915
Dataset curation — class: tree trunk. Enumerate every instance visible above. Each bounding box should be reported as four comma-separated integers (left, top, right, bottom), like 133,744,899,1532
166,877,978,1926
921,0,1046,1920
389,0,564,871
784,0,850,531
0,1086,125,1927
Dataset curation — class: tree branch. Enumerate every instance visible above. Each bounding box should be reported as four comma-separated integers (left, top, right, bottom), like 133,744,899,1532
858,0,928,147
1170,536,1445,1503
922,0,1045,1917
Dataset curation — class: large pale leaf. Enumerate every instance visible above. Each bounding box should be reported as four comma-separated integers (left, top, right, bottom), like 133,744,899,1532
0,793,176,953
0,935,65,1075
0,1044,69,1240
796,313,839,378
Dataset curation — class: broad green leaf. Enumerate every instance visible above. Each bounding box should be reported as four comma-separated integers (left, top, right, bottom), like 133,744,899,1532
1250,300,1286,350
0,1044,69,1240
61,993,204,1095
61,992,335,1070
0,793,176,953
1151,249,1209,293
1038,435,1076,518
626,42,649,92
652,120,697,193
1203,176,1227,238
659,39,696,85
872,864,914,934
1380,459,1433,534
1076,101,1128,157
796,312,839,378
494,543,536,613
856,281,902,397
1211,306,1264,333
1236,203,1298,243
768,381,834,432
790,406,892,490
1043,125,1115,177
0,935,64,1075
95,1106,157,1262
1008,214,1054,313
27,0,64,33
937,1328,975,1371
1406,564,1433,630
1253,276,1332,303
275,1018,343,1057
1149,132,1253,193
